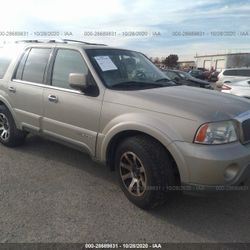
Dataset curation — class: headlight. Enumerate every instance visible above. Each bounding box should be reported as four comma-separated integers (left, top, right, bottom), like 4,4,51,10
194,120,238,145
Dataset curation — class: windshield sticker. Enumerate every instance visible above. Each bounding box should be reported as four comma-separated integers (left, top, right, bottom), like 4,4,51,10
94,56,118,71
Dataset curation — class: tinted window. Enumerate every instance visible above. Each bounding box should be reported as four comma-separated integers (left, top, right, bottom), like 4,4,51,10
223,70,237,76
52,49,88,89
22,48,51,83
237,69,250,77
0,49,12,78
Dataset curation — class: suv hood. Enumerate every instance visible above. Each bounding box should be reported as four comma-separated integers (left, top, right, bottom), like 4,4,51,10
105,86,250,122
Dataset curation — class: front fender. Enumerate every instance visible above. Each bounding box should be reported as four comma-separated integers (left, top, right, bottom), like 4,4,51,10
96,112,189,182
99,113,177,157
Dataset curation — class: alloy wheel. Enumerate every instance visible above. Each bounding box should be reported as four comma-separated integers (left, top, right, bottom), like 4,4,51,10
0,113,10,141
119,151,147,196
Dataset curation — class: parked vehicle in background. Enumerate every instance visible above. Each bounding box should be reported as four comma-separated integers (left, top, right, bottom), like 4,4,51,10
163,69,212,89
216,68,250,90
208,71,219,82
203,70,211,80
187,68,219,82
188,69,206,80
221,79,250,99
197,67,207,72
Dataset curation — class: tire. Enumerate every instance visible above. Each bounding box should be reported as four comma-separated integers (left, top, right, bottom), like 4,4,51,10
0,105,26,147
115,135,179,209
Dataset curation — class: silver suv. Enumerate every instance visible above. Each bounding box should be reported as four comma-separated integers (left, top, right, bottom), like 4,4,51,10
0,40,250,209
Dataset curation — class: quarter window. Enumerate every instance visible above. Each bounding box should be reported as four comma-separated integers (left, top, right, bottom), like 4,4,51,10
52,49,88,89
15,49,30,80
223,70,235,76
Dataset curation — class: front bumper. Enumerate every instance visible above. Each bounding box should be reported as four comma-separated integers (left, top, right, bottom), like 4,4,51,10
169,141,250,188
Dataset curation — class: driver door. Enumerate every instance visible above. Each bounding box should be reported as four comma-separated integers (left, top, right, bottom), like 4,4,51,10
42,48,102,155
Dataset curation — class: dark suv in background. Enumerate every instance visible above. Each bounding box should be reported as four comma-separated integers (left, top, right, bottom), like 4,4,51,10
163,69,212,89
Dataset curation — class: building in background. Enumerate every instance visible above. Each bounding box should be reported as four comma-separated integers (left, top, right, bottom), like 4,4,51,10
177,60,196,70
195,53,250,72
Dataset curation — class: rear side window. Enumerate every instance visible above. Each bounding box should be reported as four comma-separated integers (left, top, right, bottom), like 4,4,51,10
223,69,250,77
52,49,88,89
16,48,51,83
0,49,12,79
237,69,250,77
223,70,237,76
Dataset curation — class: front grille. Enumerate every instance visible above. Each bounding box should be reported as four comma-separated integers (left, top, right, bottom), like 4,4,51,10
242,119,250,143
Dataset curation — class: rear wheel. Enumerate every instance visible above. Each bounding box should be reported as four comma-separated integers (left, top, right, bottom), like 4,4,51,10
115,135,179,209
0,105,26,147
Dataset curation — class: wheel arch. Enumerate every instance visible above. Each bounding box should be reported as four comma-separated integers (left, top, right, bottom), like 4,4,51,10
97,113,190,183
104,129,184,183
0,97,17,123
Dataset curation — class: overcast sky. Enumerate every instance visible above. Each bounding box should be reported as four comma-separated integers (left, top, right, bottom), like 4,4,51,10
1,0,250,60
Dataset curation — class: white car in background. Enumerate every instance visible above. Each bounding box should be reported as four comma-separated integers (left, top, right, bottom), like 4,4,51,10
221,79,250,99
216,68,250,90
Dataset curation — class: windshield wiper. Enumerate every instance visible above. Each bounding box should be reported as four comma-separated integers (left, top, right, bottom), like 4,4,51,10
155,78,171,82
110,81,166,89
155,78,176,86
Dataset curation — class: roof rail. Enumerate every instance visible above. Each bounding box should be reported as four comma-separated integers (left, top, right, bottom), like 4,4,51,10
15,40,40,43
62,39,107,46
15,39,107,46
15,39,66,44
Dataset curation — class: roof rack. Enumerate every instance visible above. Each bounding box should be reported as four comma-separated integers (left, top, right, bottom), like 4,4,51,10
62,39,107,46
15,39,64,44
15,39,107,46
15,40,39,43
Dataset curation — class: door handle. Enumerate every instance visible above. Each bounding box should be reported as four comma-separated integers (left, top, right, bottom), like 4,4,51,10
8,86,16,93
48,95,58,103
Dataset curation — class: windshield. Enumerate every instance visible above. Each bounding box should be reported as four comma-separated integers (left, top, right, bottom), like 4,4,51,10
86,49,174,89
177,71,191,79
164,70,179,80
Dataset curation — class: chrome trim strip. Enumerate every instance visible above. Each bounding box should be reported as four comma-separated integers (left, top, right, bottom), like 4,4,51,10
12,79,45,88
12,79,83,94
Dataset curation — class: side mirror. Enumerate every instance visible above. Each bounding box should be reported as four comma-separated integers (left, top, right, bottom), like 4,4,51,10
247,81,250,85
69,73,87,91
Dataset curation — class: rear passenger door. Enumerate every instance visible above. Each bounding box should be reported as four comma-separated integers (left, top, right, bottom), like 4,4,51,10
42,48,102,155
8,47,52,131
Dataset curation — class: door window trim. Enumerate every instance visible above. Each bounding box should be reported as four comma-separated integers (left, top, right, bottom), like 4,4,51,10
12,79,83,94
48,48,99,96
11,46,99,96
11,47,52,85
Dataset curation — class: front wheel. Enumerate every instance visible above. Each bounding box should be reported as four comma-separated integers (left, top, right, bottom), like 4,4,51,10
0,105,27,147
115,135,179,209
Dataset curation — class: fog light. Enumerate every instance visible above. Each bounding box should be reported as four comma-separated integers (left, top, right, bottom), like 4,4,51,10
224,164,240,182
